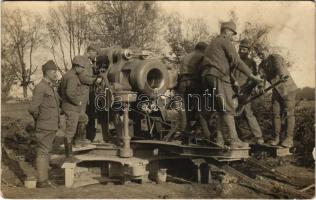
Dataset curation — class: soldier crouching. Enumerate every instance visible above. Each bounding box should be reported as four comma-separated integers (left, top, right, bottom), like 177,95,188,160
28,60,60,188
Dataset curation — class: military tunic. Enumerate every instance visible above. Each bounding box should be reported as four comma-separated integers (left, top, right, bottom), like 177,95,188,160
201,35,252,114
234,57,263,139
79,54,99,140
258,54,297,98
29,78,60,157
59,69,85,140
177,50,205,128
234,57,257,86
78,54,97,112
258,54,297,138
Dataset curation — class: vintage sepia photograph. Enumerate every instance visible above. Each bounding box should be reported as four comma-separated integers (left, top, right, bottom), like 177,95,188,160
1,1,315,199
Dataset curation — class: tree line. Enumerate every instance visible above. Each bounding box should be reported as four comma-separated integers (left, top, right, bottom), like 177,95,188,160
2,1,279,99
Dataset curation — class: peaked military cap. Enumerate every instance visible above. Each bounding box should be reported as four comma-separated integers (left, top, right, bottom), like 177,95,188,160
240,38,251,49
72,55,88,68
221,21,237,35
42,60,57,72
254,44,268,53
87,42,101,53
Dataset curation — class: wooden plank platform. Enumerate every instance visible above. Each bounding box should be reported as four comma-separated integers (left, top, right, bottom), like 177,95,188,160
131,140,250,161
61,154,149,188
250,144,292,158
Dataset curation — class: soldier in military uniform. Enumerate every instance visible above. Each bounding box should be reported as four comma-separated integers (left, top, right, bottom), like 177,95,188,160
29,60,59,188
200,21,263,148
59,56,87,159
255,44,297,147
178,42,209,138
78,43,103,144
233,39,264,144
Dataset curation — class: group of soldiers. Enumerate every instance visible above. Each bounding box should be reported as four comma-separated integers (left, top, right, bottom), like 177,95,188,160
178,21,297,149
29,44,103,188
28,21,297,188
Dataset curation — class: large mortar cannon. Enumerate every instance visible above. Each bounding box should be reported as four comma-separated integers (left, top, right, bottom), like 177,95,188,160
97,47,177,96
94,47,179,157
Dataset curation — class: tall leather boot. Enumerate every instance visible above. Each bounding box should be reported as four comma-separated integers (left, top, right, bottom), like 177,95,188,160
270,116,281,146
220,114,249,149
36,155,56,188
74,122,90,147
281,115,295,147
199,114,211,140
64,137,78,163
64,137,73,158
36,155,48,183
216,118,225,146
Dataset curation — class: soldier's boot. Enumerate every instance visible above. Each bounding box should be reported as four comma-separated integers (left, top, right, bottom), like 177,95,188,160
199,114,211,140
64,137,78,163
36,155,56,188
74,122,91,147
216,130,225,146
215,119,225,146
255,137,265,145
64,137,71,158
270,116,281,146
281,115,295,148
220,114,249,149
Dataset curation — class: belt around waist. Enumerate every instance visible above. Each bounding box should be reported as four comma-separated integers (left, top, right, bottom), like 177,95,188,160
201,67,231,84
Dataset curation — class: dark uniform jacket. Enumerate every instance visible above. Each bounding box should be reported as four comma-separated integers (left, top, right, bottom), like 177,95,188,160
258,54,297,97
234,57,257,86
179,50,204,81
29,79,60,131
59,69,83,112
201,34,252,83
78,54,96,106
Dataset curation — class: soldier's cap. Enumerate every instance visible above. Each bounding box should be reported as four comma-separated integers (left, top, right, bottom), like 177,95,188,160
72,55,88,68
221,21,237,35
254,44,268,53
195,42,208,51
87,42,101,53
239,38,251,49
42,60,57,72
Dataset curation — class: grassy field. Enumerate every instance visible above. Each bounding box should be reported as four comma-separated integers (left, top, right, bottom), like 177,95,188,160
2,102,32,121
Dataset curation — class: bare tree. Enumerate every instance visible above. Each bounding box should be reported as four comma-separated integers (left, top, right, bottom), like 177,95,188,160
1,47,19,100
90,1,162,50
224,10,293,69
47,2,91,72
238,22,272,58
3,9,46,98
164,13,212,62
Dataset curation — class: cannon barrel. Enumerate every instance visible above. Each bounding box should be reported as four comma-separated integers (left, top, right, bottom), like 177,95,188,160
97,47,175,97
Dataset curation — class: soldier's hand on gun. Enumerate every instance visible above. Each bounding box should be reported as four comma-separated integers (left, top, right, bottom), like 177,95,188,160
279,74,289,82
254,86,265,95
250,74,263,84
95,77,103,85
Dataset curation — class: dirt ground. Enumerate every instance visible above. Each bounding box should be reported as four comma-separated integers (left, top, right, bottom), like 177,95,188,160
1,102,315,199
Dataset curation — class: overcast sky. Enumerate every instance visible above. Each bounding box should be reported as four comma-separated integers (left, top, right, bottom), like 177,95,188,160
2,1,315,91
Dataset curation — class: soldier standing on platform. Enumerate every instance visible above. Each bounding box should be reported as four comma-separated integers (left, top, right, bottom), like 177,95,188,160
200,21,263,148
29,60,60,188
178,42,210,139
255,44,298,147
59,56,88,159
233,39,264,144
79,43,103,142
